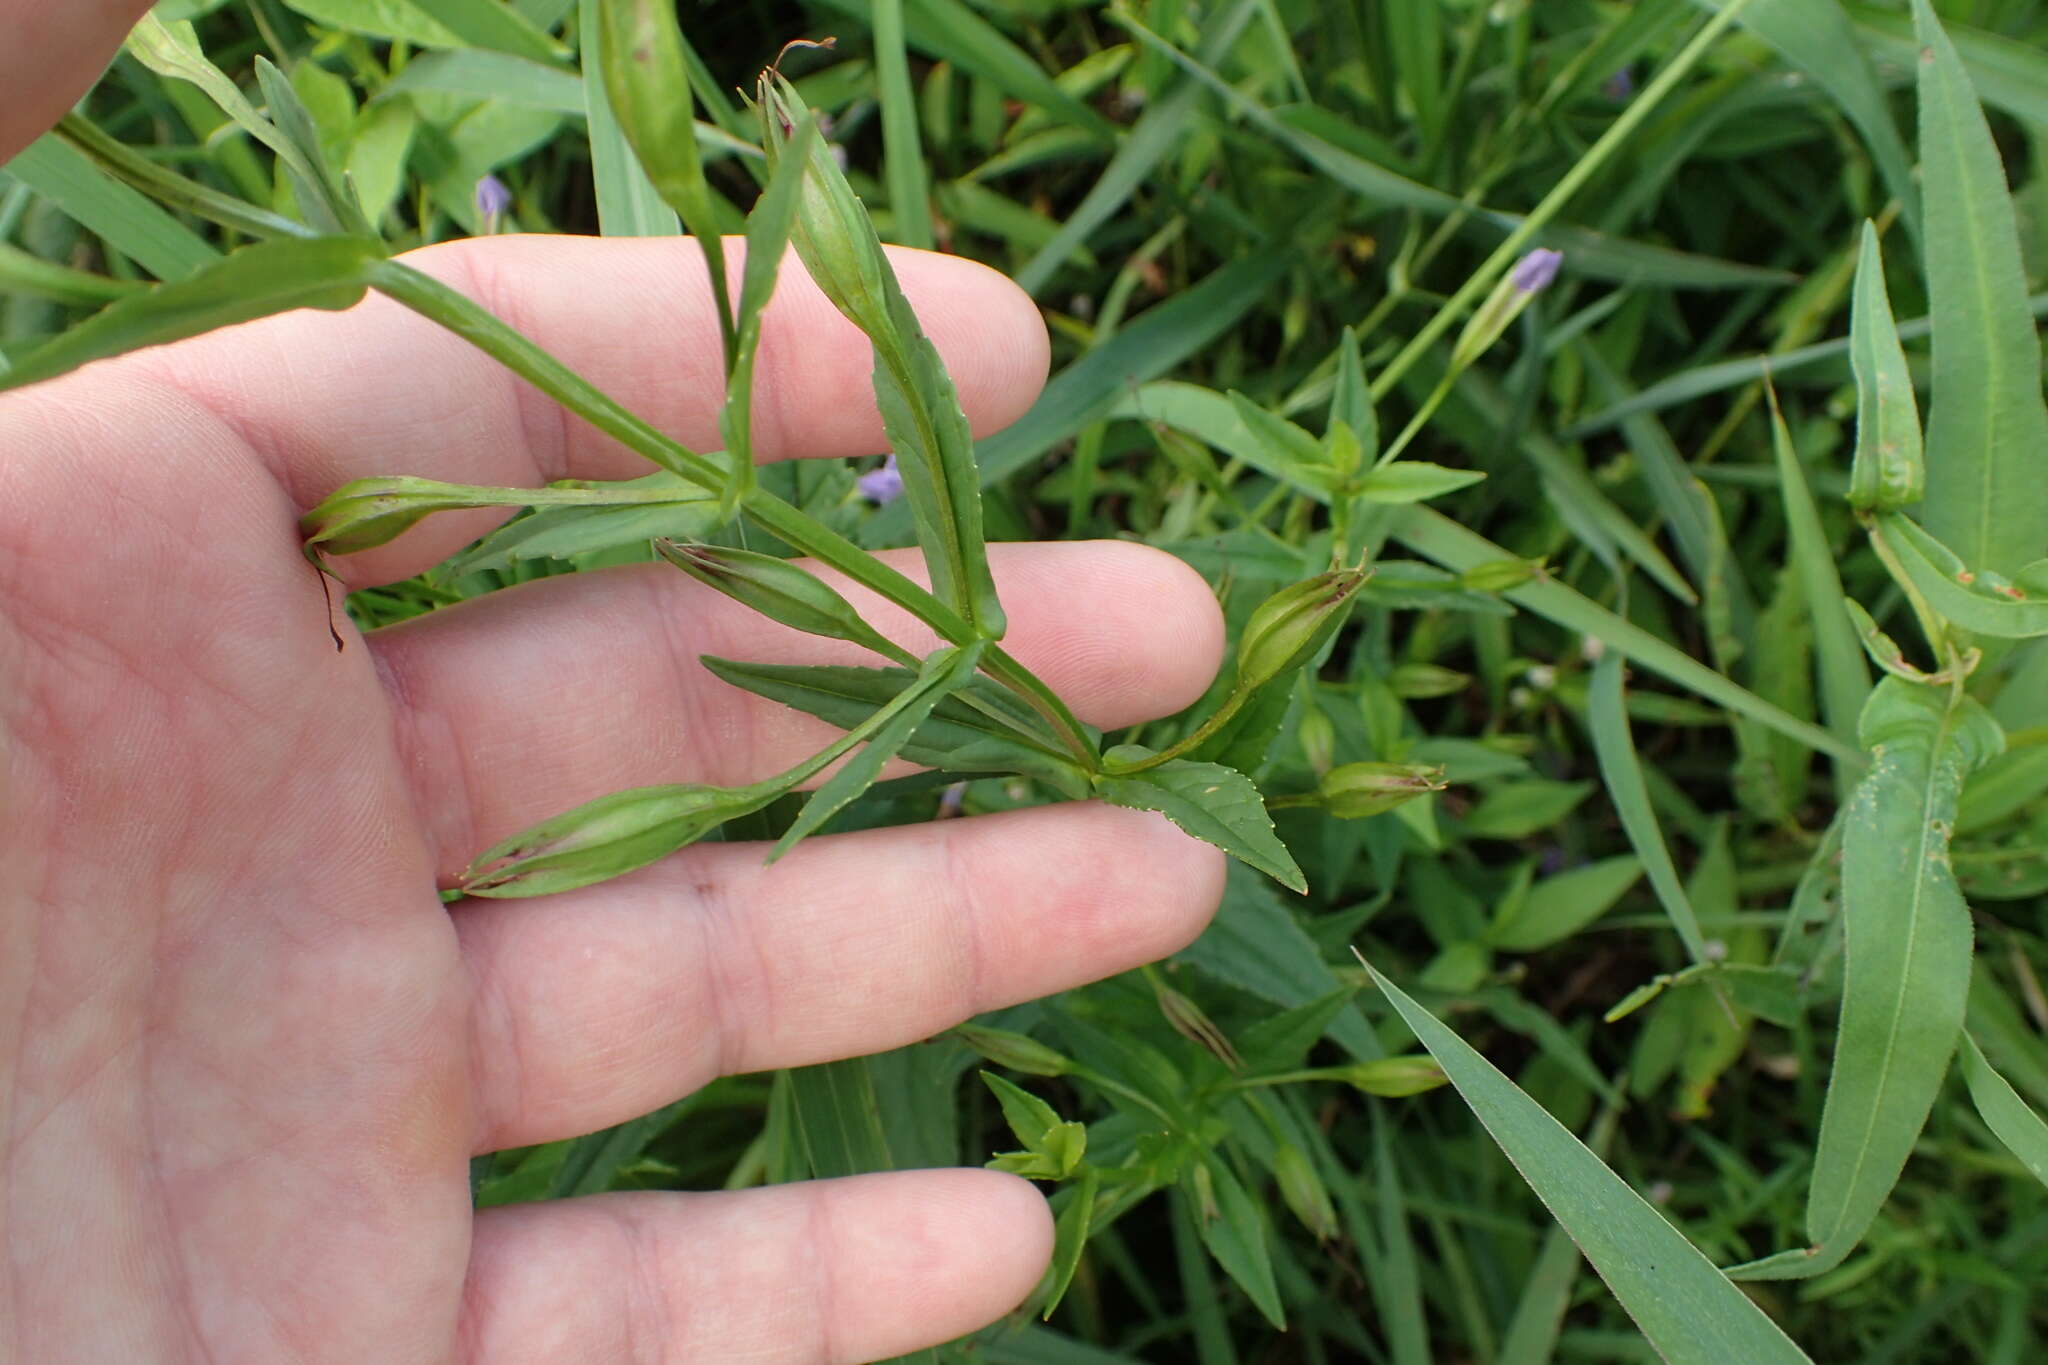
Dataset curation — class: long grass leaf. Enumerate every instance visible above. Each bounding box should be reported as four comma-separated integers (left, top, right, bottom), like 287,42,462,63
1960,1033,2048,1189
578,0,679,236
1361,960,1814,1363
1910,0,2048,577
1588,650,1710,961
872,0,933,249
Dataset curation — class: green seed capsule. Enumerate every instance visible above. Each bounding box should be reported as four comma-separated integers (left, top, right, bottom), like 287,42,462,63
1386,662,1469,699
1272,1143,1339,1242
1319,761,1447,819
950,1024,1074,1077
1235,567,1369,691
654,540,904,659
1460,557,1542,593
463,783,762,898
1335,1055,1449,1097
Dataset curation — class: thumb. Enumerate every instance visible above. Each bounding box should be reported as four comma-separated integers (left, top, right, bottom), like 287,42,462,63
2,1,158,162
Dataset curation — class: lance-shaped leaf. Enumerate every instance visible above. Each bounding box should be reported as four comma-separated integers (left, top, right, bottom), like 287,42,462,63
770,643,987,859
1911,0,2048,577
595,0,733,358
0,236,385,393
1846,223,1923,514
758,72,1004,636
1587,650,1710,962
1874,514,2048,640
700,657,1089,797
1097,757,1306,893
1960,1032,2048,1189
1361,960,1815,1364
1730,678,2003,1280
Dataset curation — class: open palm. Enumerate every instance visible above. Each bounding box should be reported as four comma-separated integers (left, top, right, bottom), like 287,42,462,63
0,235,1224,1362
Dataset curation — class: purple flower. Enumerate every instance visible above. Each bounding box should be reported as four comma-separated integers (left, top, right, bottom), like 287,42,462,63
857,454,904,504
1603,67,1636,102
1510,248,1563,295
474,175,512,222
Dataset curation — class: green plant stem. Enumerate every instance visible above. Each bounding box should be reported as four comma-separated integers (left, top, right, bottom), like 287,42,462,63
57,113,311,243
1368,0,1760,400
1100,684,1253,775
363,259,1098,768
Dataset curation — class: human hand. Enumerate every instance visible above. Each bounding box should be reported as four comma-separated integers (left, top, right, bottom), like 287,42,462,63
1,169,1226,1365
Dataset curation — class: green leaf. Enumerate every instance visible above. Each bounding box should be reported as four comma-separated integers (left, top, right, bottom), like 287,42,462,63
1041,1168,1100,1319
252,57,375,234
378,47,586,111
1766,385,1870,754
1355,461,1485,504
790,1057,896,1179
980,1071,1066,1152
1959,1033,2048,1189
0,236,383,394
1845,223,1923,513
0,241,149,306
1588,650,1711,962
1362,961,1815,1364
1875,513,2048,640
579,0,680,237
1393,506,1861,766
3,134,219,282
1097,757,1306,893
770,644,986,859
1488,855,1645,954
1460,778,1595,842
871,0,933,249
715,115,816,517
699,656,1092,799
1911,0,2048,577
413,0,566,60
1731,678,2003,1280
1186,1154,1285,1330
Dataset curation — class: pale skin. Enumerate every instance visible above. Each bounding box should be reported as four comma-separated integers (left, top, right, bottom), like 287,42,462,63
0,13,1227,1362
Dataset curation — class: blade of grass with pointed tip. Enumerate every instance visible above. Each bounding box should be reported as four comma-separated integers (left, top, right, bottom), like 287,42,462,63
770,643,984,860
0,241,149,306
3,135,218,280
1692,0,1919,250
1765,386,1870,764
1911,0,2048,578
0,236,382,393
1394,506,1860,765
1731,679,2001,1281
1961,1032,2048,1189
1014,0,1259,295
579,0,680,237
1362,960,1814,1363
1495,1103,1623,1365
872,0,932,249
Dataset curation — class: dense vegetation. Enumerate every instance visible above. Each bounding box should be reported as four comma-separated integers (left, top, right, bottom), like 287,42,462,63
5,0,2048,1360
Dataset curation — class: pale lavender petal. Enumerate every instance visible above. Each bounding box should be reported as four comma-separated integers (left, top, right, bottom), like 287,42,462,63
1603,67,1636,101
474,175,512,219
857,455,905,504
1510,248,1564,295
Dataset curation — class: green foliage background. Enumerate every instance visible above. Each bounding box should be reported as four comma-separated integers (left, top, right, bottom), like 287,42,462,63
6,0,2048,1360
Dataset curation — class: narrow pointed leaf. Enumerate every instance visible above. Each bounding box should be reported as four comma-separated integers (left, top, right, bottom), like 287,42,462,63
1876,513,2048,639
579,0,680,236
1767,387,1870,752
0,236,384,393
1588,650,1711,962
1097,758,1306,893
3,134,218,281
1960,1032,2048,1189
770,644,986,859
1363,961,1814,1364
1911,0,2048,576
1846,223,1923,513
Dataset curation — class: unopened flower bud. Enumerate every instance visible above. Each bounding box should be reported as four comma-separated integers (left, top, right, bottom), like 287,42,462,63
463,783,762,898
1460,557,1542,593
1235,568,1369,691
654,540,901,658
1298,706,1336,775
1319,762,1447,819
951,1024,1073,1077
299,476,493,556
1335,1055,1448,1097
1155,982,1243,1071
1272,1144,1339,1242
1387,662,1469,699
1451,248,1564,369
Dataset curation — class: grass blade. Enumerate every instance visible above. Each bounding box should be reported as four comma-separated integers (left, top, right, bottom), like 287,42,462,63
1588,650,1710,962
1960,1033,2048,1189
413,0,566,61
1731,678,2003,1279
1361,959,1814,1363
1393,506,1861,765
872,0,933,249
1911,0,2048,577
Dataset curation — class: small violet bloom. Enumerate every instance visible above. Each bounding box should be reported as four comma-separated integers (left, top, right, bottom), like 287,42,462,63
857,454,905,505
1603,67,1636,102
474,175,512,226
1510,248,1563,295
